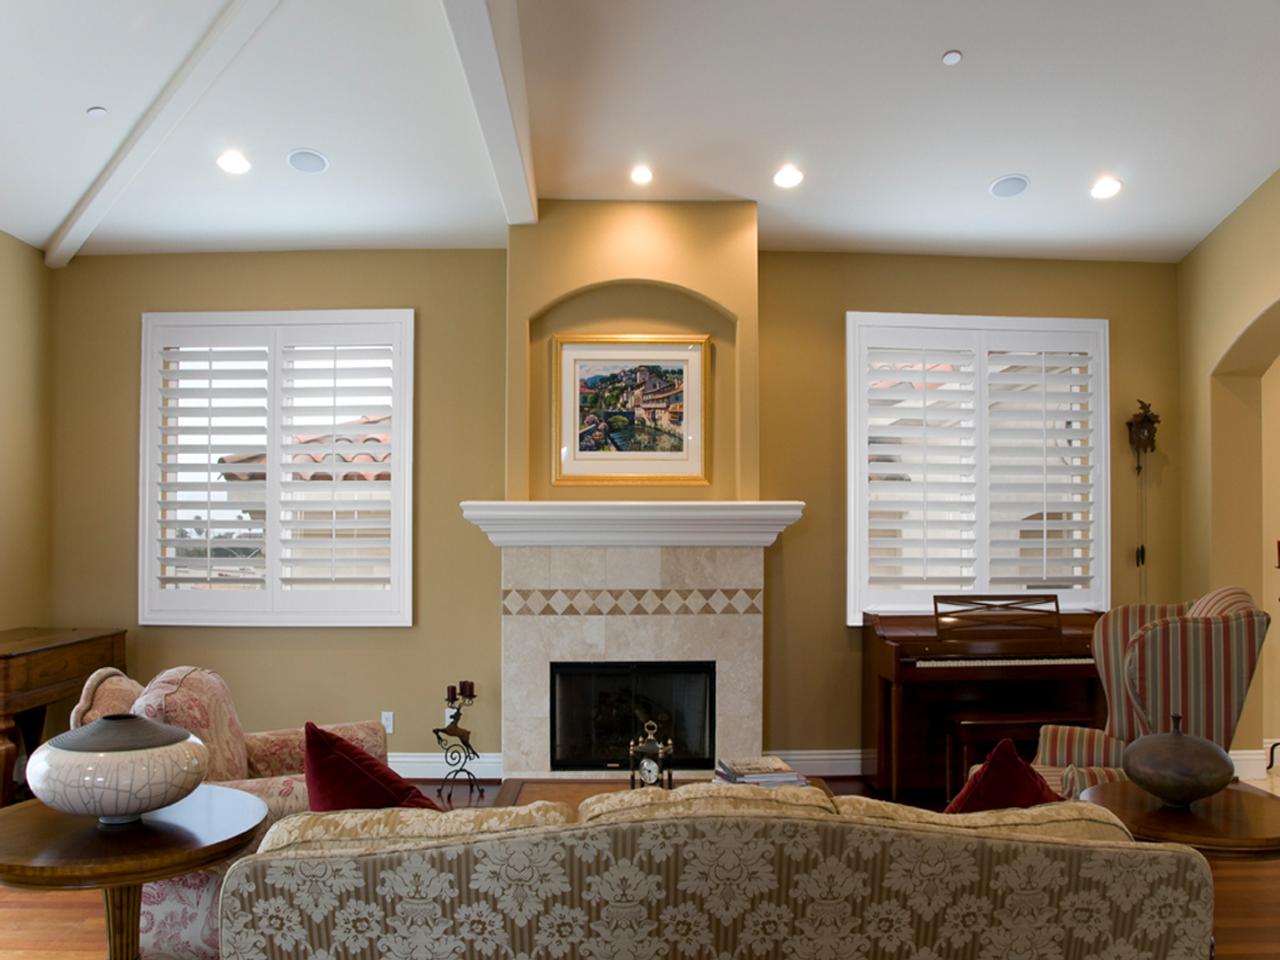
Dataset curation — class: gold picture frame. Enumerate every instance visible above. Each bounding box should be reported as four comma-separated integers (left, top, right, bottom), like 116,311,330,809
553,334,711,486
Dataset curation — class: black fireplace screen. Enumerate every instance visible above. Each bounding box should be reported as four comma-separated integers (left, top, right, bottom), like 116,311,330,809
550,661,715,770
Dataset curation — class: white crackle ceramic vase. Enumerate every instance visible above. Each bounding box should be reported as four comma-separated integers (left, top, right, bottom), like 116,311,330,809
27,713,208,825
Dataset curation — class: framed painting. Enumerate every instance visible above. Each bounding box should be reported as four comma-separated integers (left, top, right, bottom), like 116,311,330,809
553,334,710,485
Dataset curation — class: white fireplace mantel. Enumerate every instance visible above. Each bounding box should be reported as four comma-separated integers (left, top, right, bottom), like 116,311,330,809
460,500,805,547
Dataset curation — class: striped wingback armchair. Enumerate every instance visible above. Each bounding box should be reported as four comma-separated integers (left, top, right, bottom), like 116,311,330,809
1032,599,1188,796
1122,586,1269,745
1033,586,1269,797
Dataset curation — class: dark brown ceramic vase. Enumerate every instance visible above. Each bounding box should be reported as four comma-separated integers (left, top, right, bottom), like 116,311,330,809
1121,714,1234,809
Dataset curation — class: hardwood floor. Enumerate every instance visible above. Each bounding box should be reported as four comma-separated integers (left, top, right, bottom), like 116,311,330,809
0,777,1274,960
0,887,102,960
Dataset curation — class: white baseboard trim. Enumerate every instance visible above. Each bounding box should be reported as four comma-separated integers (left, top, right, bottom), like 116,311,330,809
773,749,865,777
389,752,504,781
1231,748,1267,781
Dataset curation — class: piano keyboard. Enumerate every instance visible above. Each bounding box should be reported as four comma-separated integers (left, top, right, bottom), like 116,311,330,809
917,656,1095,668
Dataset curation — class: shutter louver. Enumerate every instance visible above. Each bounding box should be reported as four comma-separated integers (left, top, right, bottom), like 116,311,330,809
986,349,1095,592
279,344,395,590
156,346,269,590
865,346,977,592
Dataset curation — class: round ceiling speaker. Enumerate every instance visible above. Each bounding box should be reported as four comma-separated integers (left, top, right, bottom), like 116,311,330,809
287,148,329,174
989,174,1030,198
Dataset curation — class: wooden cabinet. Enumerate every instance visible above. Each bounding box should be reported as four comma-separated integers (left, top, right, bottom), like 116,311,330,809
0,628,127,806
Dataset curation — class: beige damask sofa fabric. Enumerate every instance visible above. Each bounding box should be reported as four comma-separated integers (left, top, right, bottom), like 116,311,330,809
221,784,1213,960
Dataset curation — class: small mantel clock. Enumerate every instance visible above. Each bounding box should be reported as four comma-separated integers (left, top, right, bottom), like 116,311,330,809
628,720,673,789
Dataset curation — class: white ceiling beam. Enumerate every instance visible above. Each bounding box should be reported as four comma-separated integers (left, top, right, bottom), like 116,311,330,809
441,0,538,224
43,0,279,268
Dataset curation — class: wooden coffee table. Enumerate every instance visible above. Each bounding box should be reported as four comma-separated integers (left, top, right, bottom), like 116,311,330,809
1081,780,1280,857
0,784,267,959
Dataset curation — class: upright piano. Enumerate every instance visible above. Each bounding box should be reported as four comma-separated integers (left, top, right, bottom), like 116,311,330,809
861,596,1103,800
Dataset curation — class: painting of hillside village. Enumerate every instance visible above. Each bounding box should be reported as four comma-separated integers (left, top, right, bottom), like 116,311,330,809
576,360,687,453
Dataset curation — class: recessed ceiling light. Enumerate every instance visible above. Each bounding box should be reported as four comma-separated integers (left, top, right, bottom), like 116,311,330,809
941,50,963,66
773,163,804,188
85,106,108,119
630,164,653,185
1091,175,1123,199
287,148,329,174
216,149,252,175
989,173,1029,198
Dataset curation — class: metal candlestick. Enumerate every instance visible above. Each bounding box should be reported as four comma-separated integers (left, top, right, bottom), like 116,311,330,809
432,694,484,803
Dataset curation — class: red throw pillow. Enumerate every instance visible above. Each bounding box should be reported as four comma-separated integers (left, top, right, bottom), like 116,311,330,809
944,738,1062,814
304,721,440,811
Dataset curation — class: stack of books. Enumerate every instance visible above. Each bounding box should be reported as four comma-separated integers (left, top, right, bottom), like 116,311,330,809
714,756,807,788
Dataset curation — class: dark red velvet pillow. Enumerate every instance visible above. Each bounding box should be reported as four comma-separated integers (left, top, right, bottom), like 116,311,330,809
304,721,440,811
944,737,1062,814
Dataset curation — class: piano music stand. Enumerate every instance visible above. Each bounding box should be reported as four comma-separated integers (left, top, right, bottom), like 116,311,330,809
933,595,1062,642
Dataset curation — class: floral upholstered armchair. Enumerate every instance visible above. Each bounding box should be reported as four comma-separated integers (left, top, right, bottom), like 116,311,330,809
1034,586,1269,797
71,665,387,960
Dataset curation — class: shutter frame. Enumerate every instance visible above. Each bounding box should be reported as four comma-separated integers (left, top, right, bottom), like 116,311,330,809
139,310,414,627
847,313,1109,626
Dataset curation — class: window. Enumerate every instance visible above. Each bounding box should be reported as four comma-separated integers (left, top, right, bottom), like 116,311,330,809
139,310,414,626
846,312,1109,624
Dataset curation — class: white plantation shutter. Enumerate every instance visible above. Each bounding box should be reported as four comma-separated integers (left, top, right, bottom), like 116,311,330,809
155,344,270,598
848,314,1108,624
140,310,413,626
864,341,977,600
279,342,394,592
986,344,1097,592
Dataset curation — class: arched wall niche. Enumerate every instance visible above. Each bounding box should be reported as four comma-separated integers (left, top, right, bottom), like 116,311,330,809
528,280,738,499
505,199,760,499
1207,296,1280,747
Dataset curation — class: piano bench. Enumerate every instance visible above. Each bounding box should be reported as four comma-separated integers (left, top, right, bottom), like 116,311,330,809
945,710,1097,800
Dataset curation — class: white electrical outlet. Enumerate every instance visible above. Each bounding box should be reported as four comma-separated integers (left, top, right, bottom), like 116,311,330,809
381,711,394,735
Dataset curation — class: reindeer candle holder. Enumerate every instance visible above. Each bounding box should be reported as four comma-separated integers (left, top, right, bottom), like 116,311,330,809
433,681,484,803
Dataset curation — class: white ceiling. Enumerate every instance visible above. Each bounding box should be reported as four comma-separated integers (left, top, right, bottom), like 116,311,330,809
521,0,1280,261
4,0,1280,262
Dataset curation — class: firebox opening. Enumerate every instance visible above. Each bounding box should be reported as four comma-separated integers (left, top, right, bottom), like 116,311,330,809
550,661,715,770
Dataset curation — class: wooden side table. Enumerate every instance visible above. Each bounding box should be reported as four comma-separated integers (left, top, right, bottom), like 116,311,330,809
1081,780,1280,857
0,627,127,806
0,784,266,959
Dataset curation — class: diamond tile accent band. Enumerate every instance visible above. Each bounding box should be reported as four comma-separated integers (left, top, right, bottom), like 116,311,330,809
502,587,763,616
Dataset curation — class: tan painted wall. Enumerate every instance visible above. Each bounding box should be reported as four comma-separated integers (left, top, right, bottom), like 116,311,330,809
1177,170,1280,594
507,200,759,499
46,250,508,750
1175,168,1280,748
0,231,52,629
33,231,1200,757
759,252,1182,749
1262,359,1280,741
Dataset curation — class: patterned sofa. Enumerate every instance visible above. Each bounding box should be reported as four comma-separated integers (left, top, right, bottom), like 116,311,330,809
220,782,1213,960
72,665,386,959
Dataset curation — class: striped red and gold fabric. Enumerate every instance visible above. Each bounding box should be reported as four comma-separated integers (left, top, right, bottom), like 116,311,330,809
1185,584,1257,618
1061,763,1129,799
1034,723,1126,769
1093,601,1190,743
1123,597,1270,747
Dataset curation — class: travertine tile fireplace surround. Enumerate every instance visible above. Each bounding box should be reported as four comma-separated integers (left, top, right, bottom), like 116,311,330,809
461,502,805,778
